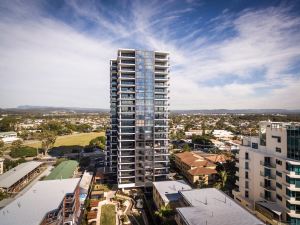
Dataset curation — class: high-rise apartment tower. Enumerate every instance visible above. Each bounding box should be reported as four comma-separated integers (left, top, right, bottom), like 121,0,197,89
106,49,170,188
234,121,300,225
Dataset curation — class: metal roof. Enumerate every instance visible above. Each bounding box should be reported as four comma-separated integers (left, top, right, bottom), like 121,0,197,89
177,188,265,225
153,180,192,203
0,161,43,188
0,178,80,225
44,160,78,180
79,171,93,193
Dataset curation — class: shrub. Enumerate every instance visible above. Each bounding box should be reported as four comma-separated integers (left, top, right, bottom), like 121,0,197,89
10,146,37,158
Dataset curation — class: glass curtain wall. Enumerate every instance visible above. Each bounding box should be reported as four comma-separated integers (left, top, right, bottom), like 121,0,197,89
135,50,155,185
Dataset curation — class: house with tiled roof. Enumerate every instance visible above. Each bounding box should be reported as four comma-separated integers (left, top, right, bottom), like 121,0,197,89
174,152,225,186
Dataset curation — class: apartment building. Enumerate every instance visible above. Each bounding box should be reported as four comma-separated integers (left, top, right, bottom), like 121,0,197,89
174,151,227,186
0,178,81,225
233,121,300,225
106,49,170,188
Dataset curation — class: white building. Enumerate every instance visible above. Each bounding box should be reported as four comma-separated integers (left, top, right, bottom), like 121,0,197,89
0,178,81,225
233,121,300,225
175,188,264,225
152,180,192,209
0,132,20,143
213,129,234,139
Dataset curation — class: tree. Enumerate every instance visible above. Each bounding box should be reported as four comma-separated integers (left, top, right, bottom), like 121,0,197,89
89,136,106,150
0,140,4,148
182,143,190,152
0,117,17,131
11,140,23,150
38,131,56,156
214,170,228,191
176,130,185,140
154,205,174,222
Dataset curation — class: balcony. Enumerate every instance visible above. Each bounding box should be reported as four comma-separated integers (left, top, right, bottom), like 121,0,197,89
119,178,135,184
118,157,135,164
120,81,135,86
118,151,135,157
155,134,168,139
260,182,276,191
120,53,135,58
120,60,135,65
119,165,135,171
260,171,275,179
155,162,169,168
260,161,276,169
259,193,274,202
120,88,135,93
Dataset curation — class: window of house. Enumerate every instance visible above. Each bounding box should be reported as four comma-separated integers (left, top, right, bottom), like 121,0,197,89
276,159,282,165
245,190,249,198
272,135,281,143
245,181,249,189
276,147,281,153
276,182,282,189
245,171,249,179
276,194,282,201
276,171,282,177
245,152,249,160
245,162,249,170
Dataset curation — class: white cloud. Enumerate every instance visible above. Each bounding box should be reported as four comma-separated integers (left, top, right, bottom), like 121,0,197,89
0,0,299,109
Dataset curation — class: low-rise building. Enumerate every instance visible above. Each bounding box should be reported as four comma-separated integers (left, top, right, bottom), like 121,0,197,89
213,129,234,140
0,131,20,143
79,171,93,204
175,188,264,225
153,180,192,209
0,161,44,193
0,178,81,225
174,152,218,186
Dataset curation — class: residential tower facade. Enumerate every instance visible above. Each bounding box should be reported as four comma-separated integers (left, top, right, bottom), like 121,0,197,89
106,49,170,188
233,121,300,225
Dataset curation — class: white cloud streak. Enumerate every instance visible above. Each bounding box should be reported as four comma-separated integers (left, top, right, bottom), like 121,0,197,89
0,0,299,109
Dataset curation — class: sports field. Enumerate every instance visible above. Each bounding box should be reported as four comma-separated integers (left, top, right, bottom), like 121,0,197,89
44,160,79,180
24,132,104,148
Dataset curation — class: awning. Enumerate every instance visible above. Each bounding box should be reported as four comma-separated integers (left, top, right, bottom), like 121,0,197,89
256,201,284,216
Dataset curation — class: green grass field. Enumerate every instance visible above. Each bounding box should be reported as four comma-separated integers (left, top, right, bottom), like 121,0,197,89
24,132,104,148
100,204,116,225
44,160,79,180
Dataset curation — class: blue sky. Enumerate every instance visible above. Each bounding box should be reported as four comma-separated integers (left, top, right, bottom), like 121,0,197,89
0,0,300,109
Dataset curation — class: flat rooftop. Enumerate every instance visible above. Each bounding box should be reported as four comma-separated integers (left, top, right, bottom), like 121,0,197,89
0,178,80,225
0,161,43,188
44,160,78,180
153,180,192,203
79,171,93,192
177,188,264,225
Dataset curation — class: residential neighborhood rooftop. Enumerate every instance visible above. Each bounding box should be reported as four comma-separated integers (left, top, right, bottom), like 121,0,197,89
0,161,43,188
177,188,264,225
0,178,80,225
153,180,192,203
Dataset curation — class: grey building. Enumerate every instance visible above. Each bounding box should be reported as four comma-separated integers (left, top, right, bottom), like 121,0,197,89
106,49,170,188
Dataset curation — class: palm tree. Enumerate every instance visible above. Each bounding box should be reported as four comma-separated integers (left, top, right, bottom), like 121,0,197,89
154,205,174,224
214,170,228,190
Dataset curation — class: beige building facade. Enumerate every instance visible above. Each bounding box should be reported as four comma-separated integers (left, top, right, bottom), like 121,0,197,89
233,121,300,225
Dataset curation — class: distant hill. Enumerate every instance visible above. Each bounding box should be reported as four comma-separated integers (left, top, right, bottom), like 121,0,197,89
0,106,299,115
171,109,300,114
0,105,109,114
